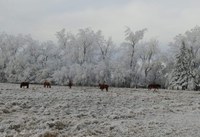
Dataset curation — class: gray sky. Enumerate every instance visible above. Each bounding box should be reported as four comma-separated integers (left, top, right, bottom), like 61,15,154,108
1,0,200,47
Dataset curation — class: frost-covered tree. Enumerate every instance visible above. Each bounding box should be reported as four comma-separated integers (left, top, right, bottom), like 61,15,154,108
53,28,114,86
169,41,191,89
124,27,147,68
56,29,75,64
95,31,114,84
147,61,166,86
168,26,200,90
137,39,160,84
184,26,200,88
76,28,98,65
119,27,147,87
0,33,26,82
111,65,126,87
53,29,76,84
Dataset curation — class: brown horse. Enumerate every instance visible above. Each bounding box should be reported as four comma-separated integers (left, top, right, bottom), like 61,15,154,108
20,82,29,88
148,84,161,91
68,80,73,89
99,83,109,91
195,85,200,91
44,81,51,88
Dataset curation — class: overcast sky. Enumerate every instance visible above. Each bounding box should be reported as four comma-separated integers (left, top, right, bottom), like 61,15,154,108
1,0,200,47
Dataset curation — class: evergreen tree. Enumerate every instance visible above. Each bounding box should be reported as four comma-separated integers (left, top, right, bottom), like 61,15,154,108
170,41,190,89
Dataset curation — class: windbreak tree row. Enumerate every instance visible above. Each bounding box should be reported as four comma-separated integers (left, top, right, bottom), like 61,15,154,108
1,26,200,90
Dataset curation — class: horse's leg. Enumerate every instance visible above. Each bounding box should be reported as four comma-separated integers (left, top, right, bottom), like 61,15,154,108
153,88,158,92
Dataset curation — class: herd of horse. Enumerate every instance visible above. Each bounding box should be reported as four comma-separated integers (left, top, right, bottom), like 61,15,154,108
20,81,110,91
20,81,72,89
20,81,161,91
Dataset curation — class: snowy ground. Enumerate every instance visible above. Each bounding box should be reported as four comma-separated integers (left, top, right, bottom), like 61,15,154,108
1,83,200,137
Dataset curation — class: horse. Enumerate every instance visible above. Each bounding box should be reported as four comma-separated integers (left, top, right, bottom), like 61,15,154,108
99,83,109,91
195,85,200,91
44,81,51,88
20,82,29,88
148,84,161,91
68,80,73,89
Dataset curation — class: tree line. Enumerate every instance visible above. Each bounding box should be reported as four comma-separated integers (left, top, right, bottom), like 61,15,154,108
1,26,200,90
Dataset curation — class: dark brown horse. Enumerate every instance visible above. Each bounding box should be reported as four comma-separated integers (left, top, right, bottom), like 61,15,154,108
99,83,109,91
195,85,200,91
148,84,161,91
20,82,29,88
44,81,51,88
68,80,73,89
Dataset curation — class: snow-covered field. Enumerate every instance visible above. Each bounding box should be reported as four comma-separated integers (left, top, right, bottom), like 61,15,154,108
1,83,200,137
